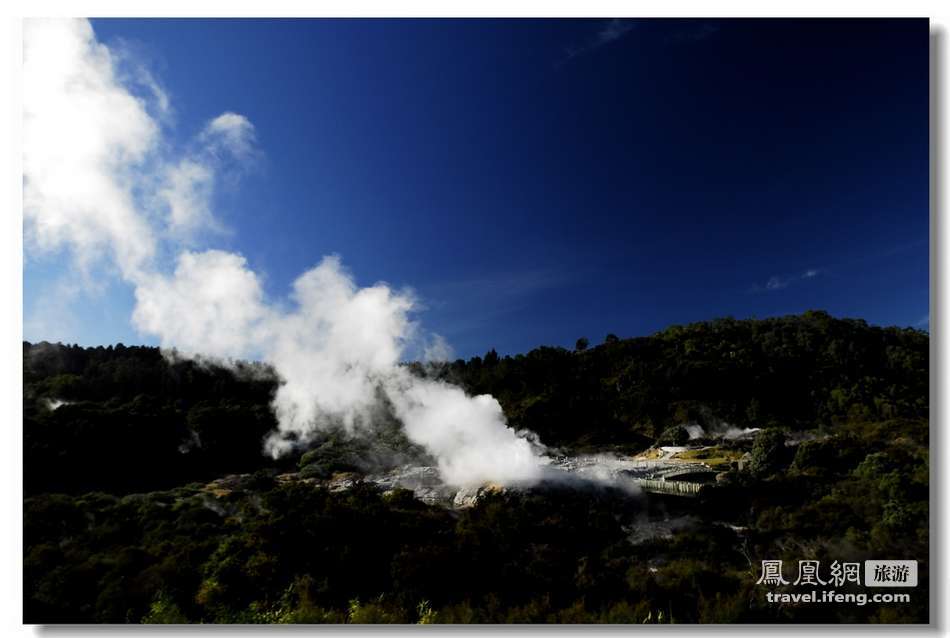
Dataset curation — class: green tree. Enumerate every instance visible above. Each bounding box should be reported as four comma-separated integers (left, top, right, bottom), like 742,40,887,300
749,428,787,477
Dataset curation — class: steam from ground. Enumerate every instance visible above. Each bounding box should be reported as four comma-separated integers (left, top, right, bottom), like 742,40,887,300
684,422,760,441
44,398,70,411
24,19,548,488
386,376,545,486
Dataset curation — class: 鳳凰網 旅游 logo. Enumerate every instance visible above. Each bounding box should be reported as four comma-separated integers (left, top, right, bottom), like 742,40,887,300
756,560,917,588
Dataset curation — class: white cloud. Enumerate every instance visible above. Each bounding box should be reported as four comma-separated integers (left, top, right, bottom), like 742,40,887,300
133,66,171,119
24,19,257,275
754,268,822,293
422,334,455,363
158,159,216,238
131,250,270,360
202,111,256,161
23,18,159,280
564,18,636,61
597,18,635,45
156,112,259,241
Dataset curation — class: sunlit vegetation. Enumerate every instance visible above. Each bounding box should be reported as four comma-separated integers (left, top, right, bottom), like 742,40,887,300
672,447,744,468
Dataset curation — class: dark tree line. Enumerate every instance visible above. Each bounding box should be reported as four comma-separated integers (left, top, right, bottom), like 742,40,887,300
25,311,928,494
24,343,284,495
432,310,928,449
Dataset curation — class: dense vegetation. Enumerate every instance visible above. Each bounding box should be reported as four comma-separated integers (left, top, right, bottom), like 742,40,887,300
434,310,928,450
24,345,285,495
23,311,930,623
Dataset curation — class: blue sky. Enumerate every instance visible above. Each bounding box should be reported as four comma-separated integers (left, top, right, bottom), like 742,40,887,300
24,18,930,358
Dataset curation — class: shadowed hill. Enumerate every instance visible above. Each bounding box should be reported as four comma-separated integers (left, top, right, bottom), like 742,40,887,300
431,310,928,449
22,310,930,624
23,310,928,494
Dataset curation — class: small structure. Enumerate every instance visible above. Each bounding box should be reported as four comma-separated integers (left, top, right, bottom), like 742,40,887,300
635,478,706,497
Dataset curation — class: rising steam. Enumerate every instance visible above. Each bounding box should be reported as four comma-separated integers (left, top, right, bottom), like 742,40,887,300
23,18,548,488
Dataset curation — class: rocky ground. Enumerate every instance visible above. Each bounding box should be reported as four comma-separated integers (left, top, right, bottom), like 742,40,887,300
202,445,738,510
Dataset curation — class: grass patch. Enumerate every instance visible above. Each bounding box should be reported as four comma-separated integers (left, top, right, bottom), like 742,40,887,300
671,447,744,468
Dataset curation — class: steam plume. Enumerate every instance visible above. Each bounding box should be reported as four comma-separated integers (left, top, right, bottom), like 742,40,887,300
23,19,548,488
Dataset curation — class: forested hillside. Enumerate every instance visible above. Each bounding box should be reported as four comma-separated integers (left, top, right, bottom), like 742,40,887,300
25,310,928,495
436,310,928,449
23,311,930,623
